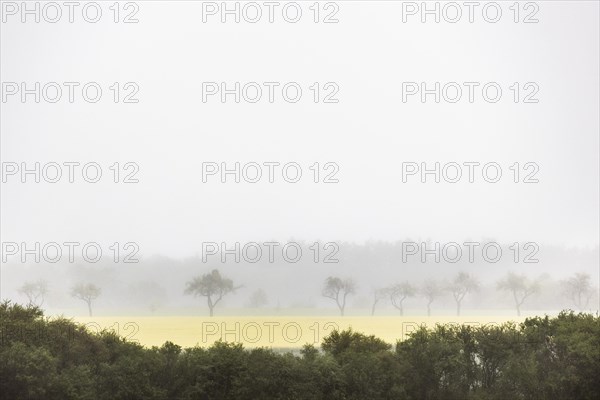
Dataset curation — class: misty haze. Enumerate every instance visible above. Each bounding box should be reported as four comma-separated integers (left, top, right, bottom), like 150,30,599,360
1,1,598,399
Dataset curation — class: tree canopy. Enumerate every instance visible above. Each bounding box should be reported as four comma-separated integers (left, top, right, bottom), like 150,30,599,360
185,269,237,316
1,300,598,400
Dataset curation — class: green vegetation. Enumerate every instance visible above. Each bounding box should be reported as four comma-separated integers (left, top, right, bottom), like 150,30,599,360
1,301,598,400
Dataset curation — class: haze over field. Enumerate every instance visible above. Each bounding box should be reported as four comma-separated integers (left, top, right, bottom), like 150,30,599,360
1,2,598,338
1,241,598,319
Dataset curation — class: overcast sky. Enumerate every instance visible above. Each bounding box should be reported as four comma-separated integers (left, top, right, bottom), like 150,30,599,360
1,1,598,258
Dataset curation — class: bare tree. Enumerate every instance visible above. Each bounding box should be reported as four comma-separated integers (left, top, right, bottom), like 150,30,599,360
421,280,443,316
497,272,540,316
248,288,268,308
71,283,101,317
371,288,389,316
18,280,48,307
322,277,356,316
448,272,479,316
562,272,595,311
389,282,416,316
185,269,238,317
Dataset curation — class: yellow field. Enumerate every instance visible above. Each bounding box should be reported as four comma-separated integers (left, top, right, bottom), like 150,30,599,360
72,315,527,349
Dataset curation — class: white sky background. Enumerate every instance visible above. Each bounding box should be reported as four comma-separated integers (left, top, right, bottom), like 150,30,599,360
1,1,599,258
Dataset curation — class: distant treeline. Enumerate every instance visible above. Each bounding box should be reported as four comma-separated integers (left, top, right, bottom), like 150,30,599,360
1,301,598,400
4,242,598,315
14,268,600,318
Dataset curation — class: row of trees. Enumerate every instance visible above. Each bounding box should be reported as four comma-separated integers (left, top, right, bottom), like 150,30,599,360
19,281,101,316
18,270,597,317
324,272,597,317
1,301,598,399
183,270,596,317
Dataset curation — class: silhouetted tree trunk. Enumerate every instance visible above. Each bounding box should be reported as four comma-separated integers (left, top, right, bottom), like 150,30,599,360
513,291,523,316
208,296,215,317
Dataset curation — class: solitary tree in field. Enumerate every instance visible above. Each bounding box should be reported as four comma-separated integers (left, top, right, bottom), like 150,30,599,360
19,280,48,307
562,272,596,311
322,277,356,316
389,282,416,316
248,289,268,308
448,272,479,316
185,269,237,317
421,280,443,316
71,283,101,317
497,272,540,316
371,288,389,316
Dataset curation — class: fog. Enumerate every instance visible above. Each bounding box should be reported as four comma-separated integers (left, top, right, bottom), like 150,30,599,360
1,1,598,316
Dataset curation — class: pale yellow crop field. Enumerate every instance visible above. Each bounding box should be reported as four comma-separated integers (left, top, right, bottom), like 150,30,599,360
72,315,527,349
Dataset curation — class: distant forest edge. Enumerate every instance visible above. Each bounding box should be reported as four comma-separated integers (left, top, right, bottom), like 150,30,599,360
1,301,598,400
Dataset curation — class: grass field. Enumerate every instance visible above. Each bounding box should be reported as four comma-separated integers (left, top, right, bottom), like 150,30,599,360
72,315,529,349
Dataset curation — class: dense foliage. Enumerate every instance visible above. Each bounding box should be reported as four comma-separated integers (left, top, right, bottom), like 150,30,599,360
1,301,598,400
